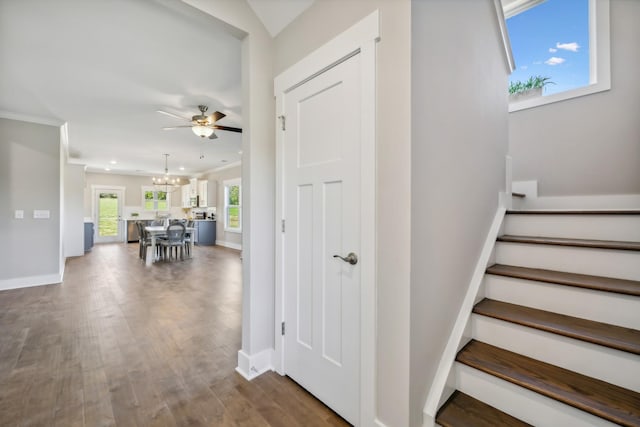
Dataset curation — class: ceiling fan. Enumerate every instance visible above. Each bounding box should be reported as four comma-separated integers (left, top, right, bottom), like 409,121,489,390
158,105,242,139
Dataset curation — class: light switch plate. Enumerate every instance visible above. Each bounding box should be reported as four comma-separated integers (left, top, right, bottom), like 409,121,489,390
15,210,24,219
33,210,50,219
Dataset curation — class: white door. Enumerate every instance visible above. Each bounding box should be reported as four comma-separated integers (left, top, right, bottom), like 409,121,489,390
94,188,124,243
282,53,362,424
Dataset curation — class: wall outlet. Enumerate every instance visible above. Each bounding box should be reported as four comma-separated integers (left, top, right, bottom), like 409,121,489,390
15,210,24,219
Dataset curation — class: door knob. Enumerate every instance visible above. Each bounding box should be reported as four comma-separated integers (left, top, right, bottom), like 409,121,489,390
333,252,358,265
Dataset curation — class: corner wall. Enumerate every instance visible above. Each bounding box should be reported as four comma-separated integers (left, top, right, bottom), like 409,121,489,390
0,118,62,288
509,0,640,196
410,1,509,425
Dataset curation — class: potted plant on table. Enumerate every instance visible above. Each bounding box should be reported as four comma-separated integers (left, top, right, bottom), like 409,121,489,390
509,75,555,102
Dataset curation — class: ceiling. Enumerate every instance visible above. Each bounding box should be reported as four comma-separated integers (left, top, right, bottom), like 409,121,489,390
0,0,243,177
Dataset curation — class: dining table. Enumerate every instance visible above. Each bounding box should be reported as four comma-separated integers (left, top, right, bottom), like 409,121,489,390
144,225,195,266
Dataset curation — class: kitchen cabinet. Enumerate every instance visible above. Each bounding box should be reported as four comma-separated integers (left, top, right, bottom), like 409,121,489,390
181,184,191,208
84,221,94,252
194,220,216,246
189,178,198,197
207,180,218,207
198,180,208,207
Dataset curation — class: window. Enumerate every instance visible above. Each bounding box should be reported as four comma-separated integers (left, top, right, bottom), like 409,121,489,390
223,179,241,232
142,186,170,211
505,0,610,111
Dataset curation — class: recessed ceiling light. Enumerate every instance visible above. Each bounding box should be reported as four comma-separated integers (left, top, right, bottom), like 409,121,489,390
238,150,243,155
104,168,111,171
179,166,185,171
110,160,117,165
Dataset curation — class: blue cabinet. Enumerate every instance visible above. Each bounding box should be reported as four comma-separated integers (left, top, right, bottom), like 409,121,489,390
84,222,94,252
195,220,216,246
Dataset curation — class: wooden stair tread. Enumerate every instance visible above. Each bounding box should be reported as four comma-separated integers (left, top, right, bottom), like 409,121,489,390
486,264,640,296
436,390,532,427
497,235,640,251
474,299,640,354
511,192,526,198
507,210,640,215
457,340,640,427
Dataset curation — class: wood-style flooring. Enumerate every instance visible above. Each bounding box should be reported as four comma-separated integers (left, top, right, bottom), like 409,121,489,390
0,243,349,427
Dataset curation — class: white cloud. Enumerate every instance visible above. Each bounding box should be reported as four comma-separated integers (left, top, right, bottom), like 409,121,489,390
520,65,529,70
556,42,580,52
549,48,557,53
545,57,566,65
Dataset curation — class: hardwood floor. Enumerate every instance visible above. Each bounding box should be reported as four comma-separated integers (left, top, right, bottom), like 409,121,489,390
0,243,349,427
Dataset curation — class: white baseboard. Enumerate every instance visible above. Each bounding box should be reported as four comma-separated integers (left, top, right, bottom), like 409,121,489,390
216,240,242,250
0,272,63,291
236,348,273,381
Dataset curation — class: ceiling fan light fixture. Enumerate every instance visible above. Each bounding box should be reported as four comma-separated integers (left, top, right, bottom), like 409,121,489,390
192,125,214,138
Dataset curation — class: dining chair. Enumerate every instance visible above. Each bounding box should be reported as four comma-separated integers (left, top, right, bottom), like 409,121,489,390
138,221,159,260
159,222,186,261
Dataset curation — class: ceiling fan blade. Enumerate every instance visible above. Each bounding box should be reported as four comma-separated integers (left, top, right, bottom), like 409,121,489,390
209,111,226,122
162,126,193,130
157,110,190,121
213,125,242,133
208,132,218,140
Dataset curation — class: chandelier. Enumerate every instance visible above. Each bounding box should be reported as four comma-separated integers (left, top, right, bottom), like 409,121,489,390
152,154,181,191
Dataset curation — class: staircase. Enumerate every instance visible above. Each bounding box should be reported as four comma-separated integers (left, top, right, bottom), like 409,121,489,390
436,210,640,426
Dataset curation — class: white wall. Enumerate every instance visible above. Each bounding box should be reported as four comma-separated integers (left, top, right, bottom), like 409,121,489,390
274,2,412,425
0,118,62,287
202,164,242,248
410,1,509,426
509,0,640,196
64,164,85,257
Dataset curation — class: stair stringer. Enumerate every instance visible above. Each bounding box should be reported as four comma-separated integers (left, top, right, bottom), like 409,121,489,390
422,206,506,427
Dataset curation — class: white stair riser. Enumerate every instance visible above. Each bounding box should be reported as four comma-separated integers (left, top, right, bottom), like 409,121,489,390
472,315,640,392
505,215,640,242
496,242,640,281
456,363,620,427
484,275,640,329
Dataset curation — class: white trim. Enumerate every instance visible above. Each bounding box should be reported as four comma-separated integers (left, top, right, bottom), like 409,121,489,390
374,419,390,427
509,0,610,112
493,0,516,73
422,206,506,425
0,109,64,127
235,349,273,381
215,240,242,250
0,273,63,291
273,10,379,427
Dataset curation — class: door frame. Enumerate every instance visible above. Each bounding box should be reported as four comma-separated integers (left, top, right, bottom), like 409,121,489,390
273,10,379,426
91,185,126,243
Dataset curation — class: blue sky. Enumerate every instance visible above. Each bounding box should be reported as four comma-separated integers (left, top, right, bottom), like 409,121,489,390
507,0,590,95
